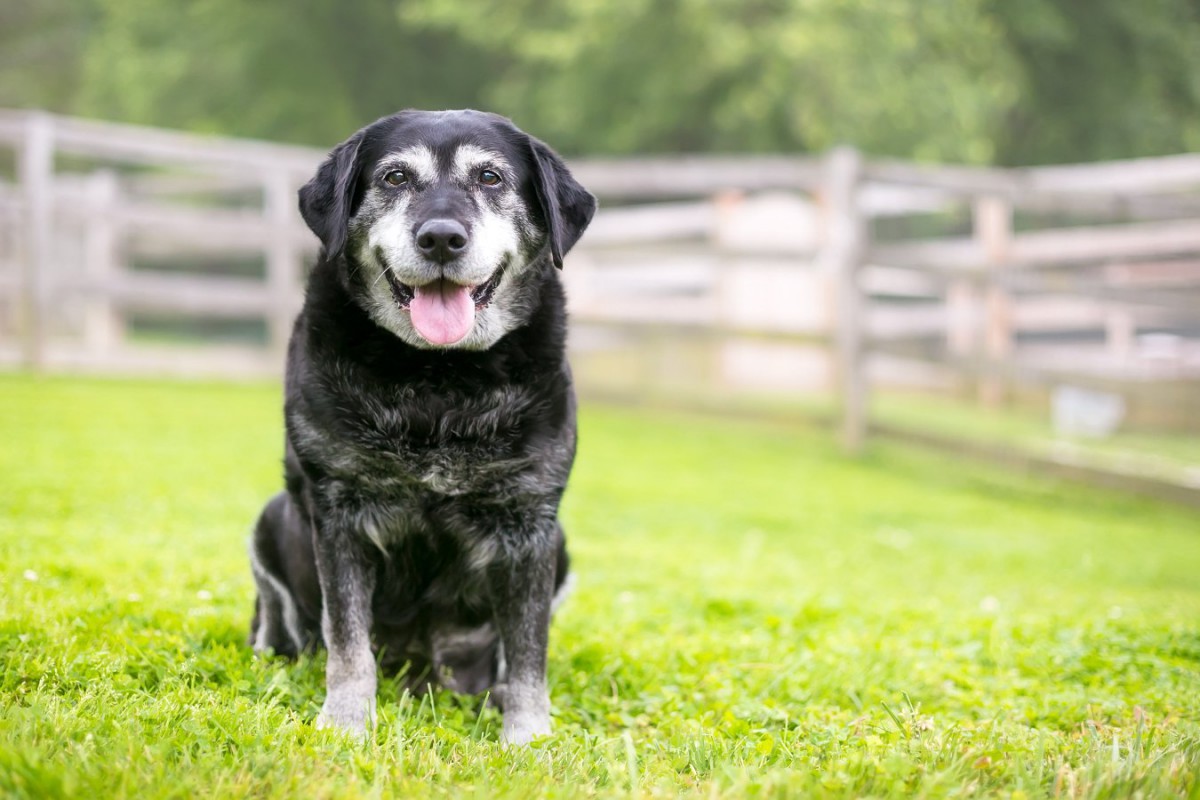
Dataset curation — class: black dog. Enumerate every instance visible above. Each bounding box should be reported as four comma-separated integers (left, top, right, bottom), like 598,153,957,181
248,110,596,745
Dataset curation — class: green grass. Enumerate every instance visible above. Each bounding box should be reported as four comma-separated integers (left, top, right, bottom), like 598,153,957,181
1,374,1199,798
873,393,1200,486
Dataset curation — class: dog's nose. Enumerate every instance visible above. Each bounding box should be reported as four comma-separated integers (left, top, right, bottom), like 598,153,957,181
415,219,469,263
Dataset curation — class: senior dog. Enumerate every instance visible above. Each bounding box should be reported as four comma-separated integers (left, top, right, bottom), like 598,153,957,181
247,110,596,745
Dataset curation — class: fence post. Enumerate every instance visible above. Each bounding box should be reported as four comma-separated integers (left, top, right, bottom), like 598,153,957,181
19,112,54,370
1105,308,1134,362
945,278,978,392
974,195,1013,407
711,189,743,391
264,170,298,358
83,170,122,358
823,147,867,453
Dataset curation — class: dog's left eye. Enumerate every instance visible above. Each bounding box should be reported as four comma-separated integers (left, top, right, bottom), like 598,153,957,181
382,170,409,187
478,169,502,187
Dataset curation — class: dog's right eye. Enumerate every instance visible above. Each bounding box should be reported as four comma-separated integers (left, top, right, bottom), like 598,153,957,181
382,170,409,187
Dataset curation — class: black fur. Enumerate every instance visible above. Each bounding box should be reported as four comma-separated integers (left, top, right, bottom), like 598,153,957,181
298,132,363,263
249,110,595,742
527,138,595,269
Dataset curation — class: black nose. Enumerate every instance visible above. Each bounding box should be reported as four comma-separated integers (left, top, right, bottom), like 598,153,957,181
415,219,469,263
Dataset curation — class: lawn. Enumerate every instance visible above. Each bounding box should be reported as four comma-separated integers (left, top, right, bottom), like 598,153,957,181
1,374,1198,798
871,393,1200,489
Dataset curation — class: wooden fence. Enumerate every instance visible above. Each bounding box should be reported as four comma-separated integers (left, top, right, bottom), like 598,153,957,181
0,110,320,376
1,110,1198,500
846,152,1200,442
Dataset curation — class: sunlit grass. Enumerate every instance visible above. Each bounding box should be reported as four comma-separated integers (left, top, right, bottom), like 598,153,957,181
1,374,1198,798
872,391,1200,485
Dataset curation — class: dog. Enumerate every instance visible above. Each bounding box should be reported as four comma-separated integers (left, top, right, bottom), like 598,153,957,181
247,109,596,745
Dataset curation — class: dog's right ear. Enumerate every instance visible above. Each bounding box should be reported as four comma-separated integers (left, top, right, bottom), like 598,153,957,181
527,137,597,269
299,131,365,261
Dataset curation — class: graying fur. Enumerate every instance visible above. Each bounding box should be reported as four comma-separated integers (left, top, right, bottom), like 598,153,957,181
248,110,596,749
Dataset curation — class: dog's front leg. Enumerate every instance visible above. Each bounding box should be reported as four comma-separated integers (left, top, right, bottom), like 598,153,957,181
488,526,557,746
313,518,377,738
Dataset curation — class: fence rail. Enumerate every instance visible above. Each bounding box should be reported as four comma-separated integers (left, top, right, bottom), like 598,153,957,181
1,110,1198,501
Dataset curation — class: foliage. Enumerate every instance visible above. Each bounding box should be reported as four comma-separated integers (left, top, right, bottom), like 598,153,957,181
401,0,1017,161
2,0,1200,163
2,374,1199,798
71,0,497,146
985,0,1200,165
0,0,94,113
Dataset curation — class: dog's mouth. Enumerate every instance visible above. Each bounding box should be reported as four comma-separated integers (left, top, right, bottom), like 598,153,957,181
380,255,507,312
380,255,508,346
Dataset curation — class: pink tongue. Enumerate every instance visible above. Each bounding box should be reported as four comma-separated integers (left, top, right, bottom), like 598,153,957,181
409,280,475,345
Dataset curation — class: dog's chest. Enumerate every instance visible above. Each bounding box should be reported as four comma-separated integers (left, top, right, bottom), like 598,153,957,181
299,385,544,498
333,400,548,554
398,435,528,497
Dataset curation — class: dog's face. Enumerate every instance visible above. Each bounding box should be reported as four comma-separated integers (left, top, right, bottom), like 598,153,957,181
299,110,596,350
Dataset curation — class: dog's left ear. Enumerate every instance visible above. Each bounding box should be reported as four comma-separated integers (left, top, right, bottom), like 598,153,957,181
527,137,597,269
298,131,365,262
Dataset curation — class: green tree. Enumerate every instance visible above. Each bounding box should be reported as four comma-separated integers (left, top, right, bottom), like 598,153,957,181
400,0,1018,161
986,0,1200,165
5,0,1200,164
74,0,496,146
0,0,95,113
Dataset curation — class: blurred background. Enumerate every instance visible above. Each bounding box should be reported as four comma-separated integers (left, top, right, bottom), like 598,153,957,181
2,0,1199,503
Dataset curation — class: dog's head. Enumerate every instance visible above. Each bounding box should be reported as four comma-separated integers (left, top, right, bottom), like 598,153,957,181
299,110,596,350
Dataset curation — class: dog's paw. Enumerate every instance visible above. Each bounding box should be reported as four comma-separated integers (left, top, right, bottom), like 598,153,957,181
500,710,551,747
316,692,376,740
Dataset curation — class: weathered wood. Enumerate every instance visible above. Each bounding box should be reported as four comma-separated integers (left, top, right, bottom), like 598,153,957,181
75,272,279,317
868,296,1180,341
18,112,53,369
569,155,825,199
858,183,957,217
1105,259,1200,287
33,112,319,175
568,315,831,345
1007,191,1200,219
852,152,1200,200
1023,152,1200,195
0,112,31,143
1009,297,1177,329
83,170,123,355
822,147,868,453
263,170,299,355
1009,218,1200,266
871,261,1200,315
858,265,941,299
868,237,984,272
1105,309,1135,361
975,195,1013,406
1005,279,1199,314
80,201,312,252
863,159,1019,195
870,218,1200,272
583,201,717,246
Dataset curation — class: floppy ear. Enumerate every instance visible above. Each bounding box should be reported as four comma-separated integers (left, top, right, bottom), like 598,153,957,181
298,131,364,261
527,137,597,269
